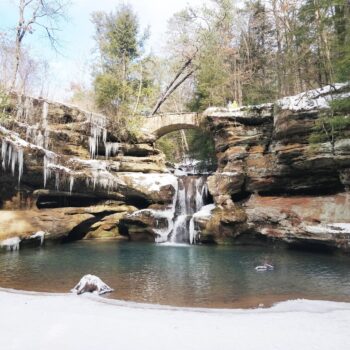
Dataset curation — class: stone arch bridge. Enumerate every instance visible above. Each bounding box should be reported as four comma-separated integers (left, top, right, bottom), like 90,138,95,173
141,113,204,139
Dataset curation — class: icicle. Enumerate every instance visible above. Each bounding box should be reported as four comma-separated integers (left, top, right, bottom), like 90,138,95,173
18,148,23,183
105,142,119,159
1,140,7,169
89,136,97,159
88,113,108,159
7,145,12,167
11,148,17,175
43,155,52,188
0,140,24,184
69,175,75,194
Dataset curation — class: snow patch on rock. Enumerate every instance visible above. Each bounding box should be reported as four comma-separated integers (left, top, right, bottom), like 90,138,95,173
277,83,349,111
193,204,216,219
0,237,21,251
120,173,178,192
71,275,114,295
305,223,350,235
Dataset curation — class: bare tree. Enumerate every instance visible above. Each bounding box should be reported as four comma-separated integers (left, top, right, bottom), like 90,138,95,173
151,56,197,115
1,32,48,95
10,0,70,91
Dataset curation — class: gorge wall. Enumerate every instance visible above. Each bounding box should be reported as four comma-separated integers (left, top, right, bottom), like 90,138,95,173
0,93,176,247
0,84,350,252
199,84,350,251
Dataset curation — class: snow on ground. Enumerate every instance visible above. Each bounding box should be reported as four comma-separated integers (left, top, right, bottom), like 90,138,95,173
1,289,350,350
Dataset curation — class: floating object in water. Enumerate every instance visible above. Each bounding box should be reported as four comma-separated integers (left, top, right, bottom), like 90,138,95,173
71,275,114,295
255,263,274,272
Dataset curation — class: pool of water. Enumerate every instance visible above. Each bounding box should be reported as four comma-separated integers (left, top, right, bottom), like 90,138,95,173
0,241,349,308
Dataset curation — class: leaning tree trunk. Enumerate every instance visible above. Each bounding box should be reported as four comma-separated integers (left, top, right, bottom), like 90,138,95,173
151,57,195,115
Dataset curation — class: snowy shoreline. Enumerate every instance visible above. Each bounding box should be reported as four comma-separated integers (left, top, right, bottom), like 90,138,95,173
1,288,350,350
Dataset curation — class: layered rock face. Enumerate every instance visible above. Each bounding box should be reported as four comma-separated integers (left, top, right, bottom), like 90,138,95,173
1,85,349,252
0,94,177,247
197,84,350,251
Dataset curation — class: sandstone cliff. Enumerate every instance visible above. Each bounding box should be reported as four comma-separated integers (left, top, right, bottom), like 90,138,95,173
0,84,349,252
200,84,350,251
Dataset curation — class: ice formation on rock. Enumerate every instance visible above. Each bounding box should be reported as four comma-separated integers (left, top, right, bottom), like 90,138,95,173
76,159,120,191
0,96,124,194
30,231,46,245
0,237,21,251
71,274,114,295
1,138,24,183
105,142,119,158
88,113,108,159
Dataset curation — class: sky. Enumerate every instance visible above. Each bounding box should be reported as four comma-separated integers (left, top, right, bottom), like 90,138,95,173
0,0,204,100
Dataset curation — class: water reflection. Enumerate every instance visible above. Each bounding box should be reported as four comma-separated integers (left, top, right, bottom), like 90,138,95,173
0,242,349,308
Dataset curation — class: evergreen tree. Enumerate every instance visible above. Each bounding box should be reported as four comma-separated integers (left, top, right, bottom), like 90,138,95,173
92,5,154,118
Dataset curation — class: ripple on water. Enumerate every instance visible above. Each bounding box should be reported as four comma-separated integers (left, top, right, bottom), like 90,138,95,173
0,241,349,308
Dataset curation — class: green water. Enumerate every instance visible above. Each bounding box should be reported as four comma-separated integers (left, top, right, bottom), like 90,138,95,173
0,241,349,308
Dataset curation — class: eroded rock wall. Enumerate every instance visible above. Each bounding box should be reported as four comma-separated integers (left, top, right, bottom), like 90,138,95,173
1,85,350,252
0,94,177,246
200,84,350,251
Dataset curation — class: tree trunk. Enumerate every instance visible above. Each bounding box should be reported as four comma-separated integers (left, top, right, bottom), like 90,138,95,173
151,57,194,115
132,63,143,116
10,0,25,91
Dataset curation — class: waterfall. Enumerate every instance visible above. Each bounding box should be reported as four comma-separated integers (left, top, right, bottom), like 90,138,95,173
167,176,209,245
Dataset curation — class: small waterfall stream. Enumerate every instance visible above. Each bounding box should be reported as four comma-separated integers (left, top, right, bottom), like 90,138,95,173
168,176,209,245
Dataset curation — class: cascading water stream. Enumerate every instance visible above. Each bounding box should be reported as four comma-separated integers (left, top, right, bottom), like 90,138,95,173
168,176,209,245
